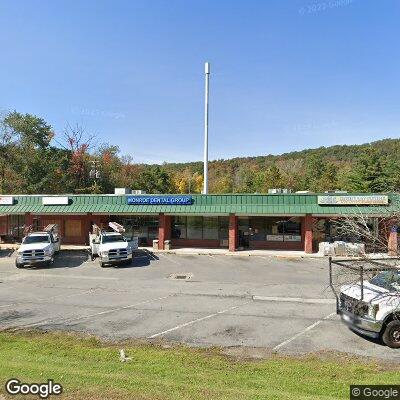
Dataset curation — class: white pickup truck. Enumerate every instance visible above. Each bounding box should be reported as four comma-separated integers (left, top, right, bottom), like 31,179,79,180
89,222,138,267
16,225,61,268
339,269,400,348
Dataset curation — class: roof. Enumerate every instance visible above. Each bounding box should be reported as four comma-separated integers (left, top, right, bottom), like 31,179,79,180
0,193,398,216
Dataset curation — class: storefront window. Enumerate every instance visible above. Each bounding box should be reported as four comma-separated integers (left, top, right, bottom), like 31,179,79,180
0,216,6,235
110,216,158,245
249,217,266,241
203,217,218,240
218,217,229,240
313,218,377,245
172,216,187,239
172,216,229,241
187,216,203,239
247,217,301,242
8,215,24,239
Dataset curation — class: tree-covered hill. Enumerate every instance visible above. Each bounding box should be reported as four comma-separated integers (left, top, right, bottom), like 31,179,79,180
1,110,399,194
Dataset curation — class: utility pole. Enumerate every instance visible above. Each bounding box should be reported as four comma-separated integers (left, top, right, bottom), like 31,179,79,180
203,62,210,194
89,160,101,193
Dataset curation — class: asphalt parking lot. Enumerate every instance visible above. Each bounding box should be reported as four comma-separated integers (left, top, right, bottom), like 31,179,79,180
0,249,399,361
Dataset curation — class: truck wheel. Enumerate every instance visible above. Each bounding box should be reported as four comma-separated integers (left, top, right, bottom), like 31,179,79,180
382,320,400,348
99,260,106,268
15,261,24,269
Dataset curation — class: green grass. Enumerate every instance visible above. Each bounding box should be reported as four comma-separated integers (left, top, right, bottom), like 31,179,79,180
0,331,398,400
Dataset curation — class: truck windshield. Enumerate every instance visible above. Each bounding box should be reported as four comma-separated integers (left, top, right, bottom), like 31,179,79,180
102,235,126,244
369,270,400,292
23,235,50,244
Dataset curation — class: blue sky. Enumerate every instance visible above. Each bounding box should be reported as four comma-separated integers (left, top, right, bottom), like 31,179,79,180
0,0,399,163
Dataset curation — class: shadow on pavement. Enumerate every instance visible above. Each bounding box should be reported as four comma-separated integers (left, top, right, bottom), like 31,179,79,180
44,250,90,269
350,327,385,347
0,248,15,258
139,249,159,260
114,249,159,269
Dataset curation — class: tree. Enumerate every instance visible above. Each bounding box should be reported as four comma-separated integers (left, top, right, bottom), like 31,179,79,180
264,164,283,191
96,144,122,193
134,166,172,194
316,162,338,192
3,111,53,148
303,154,326,191
349,147,388,192
0,111,56,193
59,123,96,193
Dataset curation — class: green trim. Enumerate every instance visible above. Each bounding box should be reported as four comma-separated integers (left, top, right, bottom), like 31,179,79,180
0,193,398,215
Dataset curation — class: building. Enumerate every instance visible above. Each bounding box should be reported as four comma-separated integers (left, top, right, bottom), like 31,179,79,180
0,193,397,253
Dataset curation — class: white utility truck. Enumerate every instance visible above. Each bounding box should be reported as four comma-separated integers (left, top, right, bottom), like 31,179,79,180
16,224,61,268
331,258,400,348
89,222,138,267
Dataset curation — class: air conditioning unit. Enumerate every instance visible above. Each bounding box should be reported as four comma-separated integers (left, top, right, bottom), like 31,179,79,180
131,190,147,195
268,188,292,194
114,188,132,195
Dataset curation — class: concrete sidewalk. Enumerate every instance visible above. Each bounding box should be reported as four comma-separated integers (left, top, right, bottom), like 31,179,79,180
1,243,393,259
1,243,318,258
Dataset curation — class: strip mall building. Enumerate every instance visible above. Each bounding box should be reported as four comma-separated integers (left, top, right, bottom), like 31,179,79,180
0,193,397,253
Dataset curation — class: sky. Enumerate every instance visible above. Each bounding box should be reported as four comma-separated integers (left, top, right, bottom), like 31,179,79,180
0,0,399,164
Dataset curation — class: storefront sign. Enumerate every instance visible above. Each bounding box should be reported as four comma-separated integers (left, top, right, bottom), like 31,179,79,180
317,195,388,206
42,196,69,205
285,235,302,242
127,195,193,205
0,196,13,205
266,235,284,242
266,234,301,242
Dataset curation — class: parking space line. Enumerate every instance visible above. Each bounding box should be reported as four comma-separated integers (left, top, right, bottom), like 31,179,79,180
253,296,336,304
147,300,252,339
272,312,336,351
0,288,98,309
7,294,173,330
9,273,118,281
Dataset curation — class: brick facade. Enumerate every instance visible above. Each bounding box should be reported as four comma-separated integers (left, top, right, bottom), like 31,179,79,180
229,214,238,252
303,214,313,254
158,213,171,250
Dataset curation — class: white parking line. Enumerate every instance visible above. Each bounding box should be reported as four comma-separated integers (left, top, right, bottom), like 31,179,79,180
8,273,118,281
0,288,98,309
147,300,252,339
7,294,173,330
253,296,336,304
272,312,336,351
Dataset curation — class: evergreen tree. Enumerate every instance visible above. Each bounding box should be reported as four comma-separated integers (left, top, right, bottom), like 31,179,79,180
349,147,388,192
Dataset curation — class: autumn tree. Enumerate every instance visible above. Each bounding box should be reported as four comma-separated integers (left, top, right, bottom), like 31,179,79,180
134,166,173,194
58,123,95,193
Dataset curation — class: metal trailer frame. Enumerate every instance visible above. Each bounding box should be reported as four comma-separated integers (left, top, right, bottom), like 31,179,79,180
329,256,400,313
